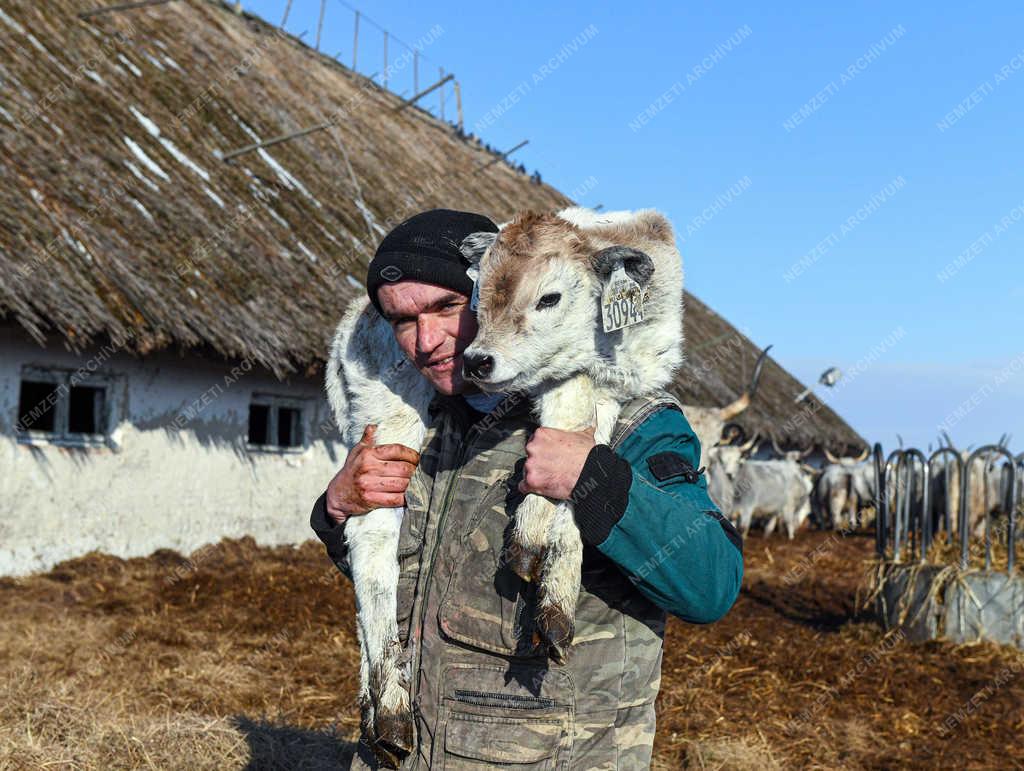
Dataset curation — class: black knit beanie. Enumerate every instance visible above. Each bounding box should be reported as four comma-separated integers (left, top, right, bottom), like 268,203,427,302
366,209,499,316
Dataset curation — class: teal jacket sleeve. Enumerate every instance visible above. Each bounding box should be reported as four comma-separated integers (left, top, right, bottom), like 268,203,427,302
571,406,743,624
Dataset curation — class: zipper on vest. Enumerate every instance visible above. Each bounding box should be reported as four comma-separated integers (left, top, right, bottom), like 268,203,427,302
407,412,481,721
453,689,555,709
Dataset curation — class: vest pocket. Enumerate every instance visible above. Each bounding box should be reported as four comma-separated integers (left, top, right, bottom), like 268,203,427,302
395,563,418,645
442,712,562,769
438,476,542,657
435,664,574,770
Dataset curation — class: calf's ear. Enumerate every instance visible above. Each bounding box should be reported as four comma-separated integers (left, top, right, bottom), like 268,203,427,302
459,231,498,266
589,245,655,286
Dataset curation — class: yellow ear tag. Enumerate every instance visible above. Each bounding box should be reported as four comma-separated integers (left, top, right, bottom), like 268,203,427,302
601,264,645,332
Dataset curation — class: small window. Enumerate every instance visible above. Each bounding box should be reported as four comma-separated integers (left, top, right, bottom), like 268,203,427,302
16,369,110,444
69,386,105,434
17,380,59,433
248,404,270,445
247,396,306,451
277,406,301,447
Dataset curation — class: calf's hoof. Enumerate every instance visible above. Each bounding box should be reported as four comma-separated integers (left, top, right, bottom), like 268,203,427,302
369,739,404,770
503,540,546,583
536,602,575,664
372,707,414,769
359,694,376,745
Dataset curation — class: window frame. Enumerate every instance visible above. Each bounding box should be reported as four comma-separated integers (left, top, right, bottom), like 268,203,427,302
246,393,310,454
15,366,118,449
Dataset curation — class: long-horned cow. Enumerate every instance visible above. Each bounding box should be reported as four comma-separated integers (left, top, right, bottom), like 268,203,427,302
724,455,814,539
685,344,773,468
770,435,816,465
706,429,758,513
812,446,871,530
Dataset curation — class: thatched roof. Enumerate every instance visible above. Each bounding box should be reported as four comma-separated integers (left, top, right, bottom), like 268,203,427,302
0,0,863,450
671,294,863,452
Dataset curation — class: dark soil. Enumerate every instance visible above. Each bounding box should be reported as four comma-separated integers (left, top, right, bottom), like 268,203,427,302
1,531,1021,769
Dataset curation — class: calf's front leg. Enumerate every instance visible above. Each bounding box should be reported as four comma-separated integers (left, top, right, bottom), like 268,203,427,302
534,394,619,662
346,508,412,768
504,375,596,584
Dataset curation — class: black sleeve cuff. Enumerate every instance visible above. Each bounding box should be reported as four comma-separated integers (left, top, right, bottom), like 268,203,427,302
571,444,632,547
310,491,349,564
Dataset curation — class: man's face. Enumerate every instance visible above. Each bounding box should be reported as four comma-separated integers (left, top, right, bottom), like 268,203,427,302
378,280,480,396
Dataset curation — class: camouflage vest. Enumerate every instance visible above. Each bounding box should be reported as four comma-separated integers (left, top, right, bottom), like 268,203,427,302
353,389,682,770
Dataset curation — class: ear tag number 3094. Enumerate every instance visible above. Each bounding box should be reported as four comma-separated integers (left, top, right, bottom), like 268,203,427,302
602,264,645,332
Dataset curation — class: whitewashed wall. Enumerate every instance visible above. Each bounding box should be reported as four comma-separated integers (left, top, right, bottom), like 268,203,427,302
0,325,346,576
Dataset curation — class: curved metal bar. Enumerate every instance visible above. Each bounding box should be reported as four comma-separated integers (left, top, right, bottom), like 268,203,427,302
959,450,971,570
1017,454,1024,523
1016,452,1024,522
885,450,903,560
1008,456,1019,573
885,449,929,562
899,457,911,559
881,456,895,558
960,445,1018,571
886,450,909,561
873,443,886,556
900,460,910,559
928,448,963,546
901,449,929,562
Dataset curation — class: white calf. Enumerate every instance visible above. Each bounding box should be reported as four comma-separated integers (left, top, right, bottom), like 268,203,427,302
460,207,684,660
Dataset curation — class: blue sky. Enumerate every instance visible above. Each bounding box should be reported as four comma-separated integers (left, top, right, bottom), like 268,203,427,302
246,0,1024,453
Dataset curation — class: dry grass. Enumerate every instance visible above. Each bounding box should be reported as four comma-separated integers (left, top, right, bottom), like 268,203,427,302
0,539,362,769
676,735,783,771
920,530,1018,571
1,533,1022,770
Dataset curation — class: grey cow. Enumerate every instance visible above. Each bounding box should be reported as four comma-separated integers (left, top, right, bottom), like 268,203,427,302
725,458,813,539
812,448,873,530
706,431,758,514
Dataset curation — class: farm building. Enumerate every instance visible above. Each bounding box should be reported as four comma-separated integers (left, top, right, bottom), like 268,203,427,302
0,0,863,576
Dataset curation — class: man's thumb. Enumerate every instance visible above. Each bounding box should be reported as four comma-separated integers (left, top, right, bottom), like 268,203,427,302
358,424,377,446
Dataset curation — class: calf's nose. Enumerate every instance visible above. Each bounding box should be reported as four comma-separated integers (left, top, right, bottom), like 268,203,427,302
462,352,494,380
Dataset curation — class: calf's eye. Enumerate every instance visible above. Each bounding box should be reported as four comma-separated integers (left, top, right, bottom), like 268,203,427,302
535,292,561,310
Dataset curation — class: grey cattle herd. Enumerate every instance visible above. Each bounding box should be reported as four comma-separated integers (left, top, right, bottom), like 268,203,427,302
707,428,1021,541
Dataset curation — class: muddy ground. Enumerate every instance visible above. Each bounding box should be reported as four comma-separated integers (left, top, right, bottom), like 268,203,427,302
1,530,1021,769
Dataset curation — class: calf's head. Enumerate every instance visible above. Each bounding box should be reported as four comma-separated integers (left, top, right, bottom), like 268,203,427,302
459,211,654,392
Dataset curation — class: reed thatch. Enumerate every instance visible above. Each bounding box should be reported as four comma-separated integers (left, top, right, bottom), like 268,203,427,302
0,0,863,450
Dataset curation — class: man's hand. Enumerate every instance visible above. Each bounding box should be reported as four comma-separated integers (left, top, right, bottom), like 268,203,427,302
518,425,597,500
325,425,421,525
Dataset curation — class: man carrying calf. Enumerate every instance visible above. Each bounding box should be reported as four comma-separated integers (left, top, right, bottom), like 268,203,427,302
311,209,743,769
